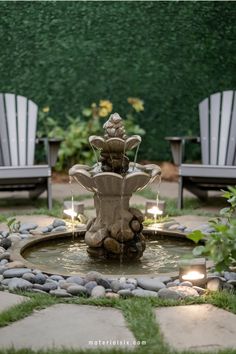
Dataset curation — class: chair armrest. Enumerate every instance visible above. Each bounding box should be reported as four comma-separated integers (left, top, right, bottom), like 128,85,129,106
36,138,62,167
165,136,200,166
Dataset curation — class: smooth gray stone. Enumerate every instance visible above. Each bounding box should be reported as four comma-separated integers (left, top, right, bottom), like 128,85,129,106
1,231,9,238
227,280,236,286
132,289,158,297
34,273,47,284
40,227,50,233
177,225,186,231
0,252,10,261
224,272,236,281
184,228,192,233
119,283,135,291
52,226,67,232
67,285,87,296
118,289,133,297
97,278,111,289
193,286,206,295
158,288,182,300
207,278,221,292
85,271,103,282
20,234,30,239
137,277,166,291
41,283,58,292
47,225,54,232
22,273,36,283
160,286,199,299
85,281,97,295
126,278,138,286
0,259,8,266
110,280,121,292
52,219,66,228
166,282,177,288
49,289,72,297
0,266,7,275
1,278,11,286
0,238,11,250
50,275,64,281
154,276,172,284
66,276,85,286
179,281,193,287
8,278,33,290
91,286,106,298
19,223,38,232
3,268,32,278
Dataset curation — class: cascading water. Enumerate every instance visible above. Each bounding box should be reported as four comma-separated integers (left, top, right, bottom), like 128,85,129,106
69,113,161,260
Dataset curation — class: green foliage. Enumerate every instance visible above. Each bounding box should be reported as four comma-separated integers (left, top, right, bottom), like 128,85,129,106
37,99,145,171
187,186,236,271
0,215,21,233
0,2,235,161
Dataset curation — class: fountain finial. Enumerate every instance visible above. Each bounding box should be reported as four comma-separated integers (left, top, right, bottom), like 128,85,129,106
103,113,127,140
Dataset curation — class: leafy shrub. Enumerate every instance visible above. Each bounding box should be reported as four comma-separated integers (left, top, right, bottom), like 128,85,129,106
187,186,236,271
37,98,145,171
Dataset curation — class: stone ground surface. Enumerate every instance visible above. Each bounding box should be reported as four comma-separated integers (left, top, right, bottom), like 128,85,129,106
0,304,136,350
156,304,236,352
0,291,28,312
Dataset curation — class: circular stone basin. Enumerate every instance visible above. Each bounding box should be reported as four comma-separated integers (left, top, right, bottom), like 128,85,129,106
20,230,195,276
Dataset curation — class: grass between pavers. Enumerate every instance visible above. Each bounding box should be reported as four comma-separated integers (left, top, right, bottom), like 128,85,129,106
0,291,236,354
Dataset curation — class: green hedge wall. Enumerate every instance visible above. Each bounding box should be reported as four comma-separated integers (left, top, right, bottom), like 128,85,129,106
0,1,235,160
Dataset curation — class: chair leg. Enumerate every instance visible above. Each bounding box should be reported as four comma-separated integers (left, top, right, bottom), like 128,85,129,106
177,176,184,209
47,177,52,210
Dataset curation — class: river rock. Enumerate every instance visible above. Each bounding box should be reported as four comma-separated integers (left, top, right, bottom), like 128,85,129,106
193,286,207,295
59,282,76,290
130,219,141,232
22,273,36,283
0,238,12,250
129,208,144,223
52,226,67,232
8,277,33,290
207,278,221,291
180,281,193,287
52,219,66,228
50,289,72,297
159,286,199,299
111,280,121,292
97,278,111,289
3,268,32,278
0,259,8,266
158,288,182,300
66,276,85,286
85,281,98,294
118,289,133,297
224,271,236,281
154,276,172,284
8,234,21,243
85,228,107,247
67,285,87,296
34,273,47,284
85,271,103,282
106,292,120,299
127,278,138,286
137,278,166,291
41,282,58,292
1,231,9,238
19,223,38,232
50,275,64,281
132,289,158,297
227,280,236,286
91,285,106,298
0,252,11,261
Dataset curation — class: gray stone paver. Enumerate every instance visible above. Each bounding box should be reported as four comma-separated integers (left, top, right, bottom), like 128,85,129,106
0,291,28,313
155,304,236,352
0,304,136,350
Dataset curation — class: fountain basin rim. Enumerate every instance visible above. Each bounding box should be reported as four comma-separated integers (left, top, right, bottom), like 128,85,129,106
9,227,203,278
89,135,142,152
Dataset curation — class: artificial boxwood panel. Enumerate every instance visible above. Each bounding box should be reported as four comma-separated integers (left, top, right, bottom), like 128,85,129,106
0,1,235,161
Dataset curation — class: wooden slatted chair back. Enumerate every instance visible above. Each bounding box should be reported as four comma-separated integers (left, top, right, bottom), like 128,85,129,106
199,90,236,166
0,93,38,166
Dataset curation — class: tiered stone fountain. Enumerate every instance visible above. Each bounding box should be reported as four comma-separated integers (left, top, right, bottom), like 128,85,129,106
69,113,161,260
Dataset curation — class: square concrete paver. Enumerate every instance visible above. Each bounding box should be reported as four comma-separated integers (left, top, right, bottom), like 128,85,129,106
155,304,236,352
0,304,136,350
0,291,28,313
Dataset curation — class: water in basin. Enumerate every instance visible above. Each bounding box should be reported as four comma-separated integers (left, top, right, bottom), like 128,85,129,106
23,234,194,275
